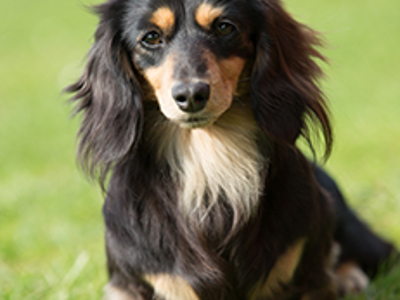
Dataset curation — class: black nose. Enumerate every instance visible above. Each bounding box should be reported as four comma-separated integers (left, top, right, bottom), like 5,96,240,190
172,82,210,113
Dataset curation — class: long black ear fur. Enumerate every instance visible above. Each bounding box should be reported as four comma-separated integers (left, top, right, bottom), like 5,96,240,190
67,2,143,184
251,0,332,158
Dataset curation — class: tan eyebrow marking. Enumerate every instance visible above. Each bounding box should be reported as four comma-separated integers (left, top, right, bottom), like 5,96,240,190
195,3,224,29
150,7,175,32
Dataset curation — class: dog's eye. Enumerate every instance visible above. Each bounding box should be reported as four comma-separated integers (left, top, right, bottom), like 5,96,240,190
215,21,236,37
141,31,163,48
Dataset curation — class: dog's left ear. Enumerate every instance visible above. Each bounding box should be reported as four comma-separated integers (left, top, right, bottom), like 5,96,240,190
251,0,332,156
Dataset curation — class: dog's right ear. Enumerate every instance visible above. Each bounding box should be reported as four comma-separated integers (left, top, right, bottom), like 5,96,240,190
67,3,143,183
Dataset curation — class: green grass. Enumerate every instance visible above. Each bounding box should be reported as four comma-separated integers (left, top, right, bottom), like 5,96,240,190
0,0,399,299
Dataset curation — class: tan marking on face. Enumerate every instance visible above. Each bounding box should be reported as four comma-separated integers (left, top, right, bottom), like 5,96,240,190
143,57,174,91
250,239,306,299
203,51,246,117
195,3,224,29
144,274,199,300
142,54,186,120
150,7,175,33
218,56,246,86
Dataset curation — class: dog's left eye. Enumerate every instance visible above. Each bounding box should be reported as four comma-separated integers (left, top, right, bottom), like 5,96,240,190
215,21,236,37
141,31,163,48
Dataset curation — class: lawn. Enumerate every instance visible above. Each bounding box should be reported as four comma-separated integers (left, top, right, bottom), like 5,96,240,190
0,0,399,299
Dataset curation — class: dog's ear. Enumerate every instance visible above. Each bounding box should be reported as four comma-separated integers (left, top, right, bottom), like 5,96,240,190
67,3,143,183
251,0,332,157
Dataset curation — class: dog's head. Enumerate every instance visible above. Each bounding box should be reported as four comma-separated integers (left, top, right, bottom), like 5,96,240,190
127,1,254,129
69,0,331,179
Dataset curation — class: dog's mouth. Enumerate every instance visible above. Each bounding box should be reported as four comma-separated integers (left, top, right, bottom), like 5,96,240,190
178,116,215,129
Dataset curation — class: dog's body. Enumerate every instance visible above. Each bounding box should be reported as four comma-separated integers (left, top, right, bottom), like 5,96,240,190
69,0,396,299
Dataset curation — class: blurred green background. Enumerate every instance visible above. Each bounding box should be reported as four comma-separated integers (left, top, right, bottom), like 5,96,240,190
0,0,399,299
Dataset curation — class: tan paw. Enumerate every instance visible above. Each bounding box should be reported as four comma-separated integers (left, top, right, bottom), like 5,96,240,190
335,262,369,295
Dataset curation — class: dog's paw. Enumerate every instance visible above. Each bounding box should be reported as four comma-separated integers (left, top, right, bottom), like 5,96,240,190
335,262,369,296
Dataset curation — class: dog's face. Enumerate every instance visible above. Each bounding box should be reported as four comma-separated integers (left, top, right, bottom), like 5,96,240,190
124,0,255,128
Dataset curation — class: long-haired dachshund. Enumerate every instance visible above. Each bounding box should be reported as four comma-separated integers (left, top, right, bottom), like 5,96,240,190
68,0,397,299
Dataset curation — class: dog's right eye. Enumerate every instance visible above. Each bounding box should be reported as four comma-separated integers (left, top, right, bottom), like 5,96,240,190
141,31,163,48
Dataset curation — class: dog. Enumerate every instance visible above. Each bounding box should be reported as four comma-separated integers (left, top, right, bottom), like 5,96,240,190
68,0,397,299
